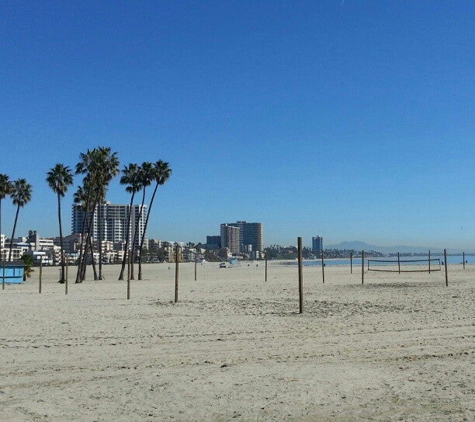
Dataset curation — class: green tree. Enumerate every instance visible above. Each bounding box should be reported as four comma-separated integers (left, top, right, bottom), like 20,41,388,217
46,164,73,283
118,163,141,280
0,174,13,262
76,147,119,281
138,160,171,280
8,179,32,261
20,253,34,280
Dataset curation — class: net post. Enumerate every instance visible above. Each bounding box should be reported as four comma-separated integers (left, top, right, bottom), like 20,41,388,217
321,249,325,284
298,237,303,314
428,250,431,274
175,244,180,303
463,251,465,269
444,249,448,286
398,252,401,274
350,252,353,274
265,257,268,282
39,256,43,294
361,250,364,285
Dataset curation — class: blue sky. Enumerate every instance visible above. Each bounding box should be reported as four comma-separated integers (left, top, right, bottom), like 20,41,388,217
1,1,474,249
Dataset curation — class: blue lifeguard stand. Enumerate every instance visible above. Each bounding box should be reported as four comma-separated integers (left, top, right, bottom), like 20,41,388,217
1,262,26,284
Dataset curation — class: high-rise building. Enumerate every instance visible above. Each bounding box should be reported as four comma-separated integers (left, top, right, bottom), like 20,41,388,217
220,224,240,255
206,235,221,250
72,201,147,249
228,221,263,253
312,236,323,257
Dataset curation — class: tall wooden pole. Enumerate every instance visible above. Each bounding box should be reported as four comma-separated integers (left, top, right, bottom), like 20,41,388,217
350,252,353,274
2,259,5,290
444,249,448,286
65,259,69,295
398,252,401,274
361,250,364,285
39,256,43,294
463,251,465,269
175,245,179,303
265,257,268,282
321,250,325,284
127,250,131,300
298,237,303,314
194,256,197,281
428,250,431,274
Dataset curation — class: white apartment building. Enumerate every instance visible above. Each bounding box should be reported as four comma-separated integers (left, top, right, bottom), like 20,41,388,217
72,201,147,250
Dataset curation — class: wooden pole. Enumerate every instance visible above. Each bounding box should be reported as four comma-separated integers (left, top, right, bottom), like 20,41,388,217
428,250,431,274
398,252,401,274
2,259,5,290
321,249,325,284
194,256,197,281
265,257,268,282
463,251,465,269
65,260,69,295
361,250,364,285
444,249,448,286
298,237,303,314
175,245,179,303
127,250,131,300
39,256,43,294
350,252,353,274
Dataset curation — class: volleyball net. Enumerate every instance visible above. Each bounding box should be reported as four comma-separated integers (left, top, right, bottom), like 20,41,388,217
367,258,441,273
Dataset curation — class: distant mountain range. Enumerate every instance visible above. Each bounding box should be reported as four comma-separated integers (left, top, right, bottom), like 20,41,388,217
326,241,470,255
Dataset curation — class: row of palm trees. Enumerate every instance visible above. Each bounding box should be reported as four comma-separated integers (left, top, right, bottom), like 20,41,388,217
0,175,33,263
1,146,171,284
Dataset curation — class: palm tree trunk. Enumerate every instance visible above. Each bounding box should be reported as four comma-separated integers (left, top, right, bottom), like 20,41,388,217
138,182,159,280
57,193,66,283
76,203,90,283
118,195,135,280
8,205,20,262
131,188,146,280
98,206,103,280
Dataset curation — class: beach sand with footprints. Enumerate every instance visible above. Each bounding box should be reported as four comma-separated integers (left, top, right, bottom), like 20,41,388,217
1,261,474,421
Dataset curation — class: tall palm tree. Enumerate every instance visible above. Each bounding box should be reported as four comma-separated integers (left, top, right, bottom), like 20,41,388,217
138,160,171,280
131,162,153,280
8,179,32,261
46,164,74,283
76,147,119,280
118,163,140,280
0,174,13,262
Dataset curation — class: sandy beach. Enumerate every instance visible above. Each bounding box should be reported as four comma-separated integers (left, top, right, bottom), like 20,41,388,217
1,261,474,421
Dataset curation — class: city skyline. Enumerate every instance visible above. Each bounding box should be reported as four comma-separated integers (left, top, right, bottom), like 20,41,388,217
1,2,474,250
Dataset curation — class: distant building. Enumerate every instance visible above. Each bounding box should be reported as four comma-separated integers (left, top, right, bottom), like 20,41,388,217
220,224,240,255
223,221,263,253
312,236,323,257
206,235,221,250
72,201,147,249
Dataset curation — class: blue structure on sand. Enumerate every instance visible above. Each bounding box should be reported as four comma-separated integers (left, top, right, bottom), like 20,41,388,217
1,262,26,284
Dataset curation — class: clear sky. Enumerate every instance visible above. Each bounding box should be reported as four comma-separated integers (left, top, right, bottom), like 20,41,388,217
1,1,474,250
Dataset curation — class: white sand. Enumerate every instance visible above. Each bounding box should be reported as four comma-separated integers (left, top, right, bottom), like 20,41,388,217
0,261,474,421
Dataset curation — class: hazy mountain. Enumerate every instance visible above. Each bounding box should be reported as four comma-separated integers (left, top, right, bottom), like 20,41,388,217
326,241,466,255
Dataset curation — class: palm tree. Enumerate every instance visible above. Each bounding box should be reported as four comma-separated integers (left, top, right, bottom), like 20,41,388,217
46,164,74,283
138,160,171,280
76,147,119,280
118,163,140,280
131,162,153,280
0,174,13,262
8,179,32,261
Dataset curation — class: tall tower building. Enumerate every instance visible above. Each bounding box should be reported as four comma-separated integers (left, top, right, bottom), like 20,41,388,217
72,201,147,249
220,224,240,255
312,236,323,257
227,221,263,253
